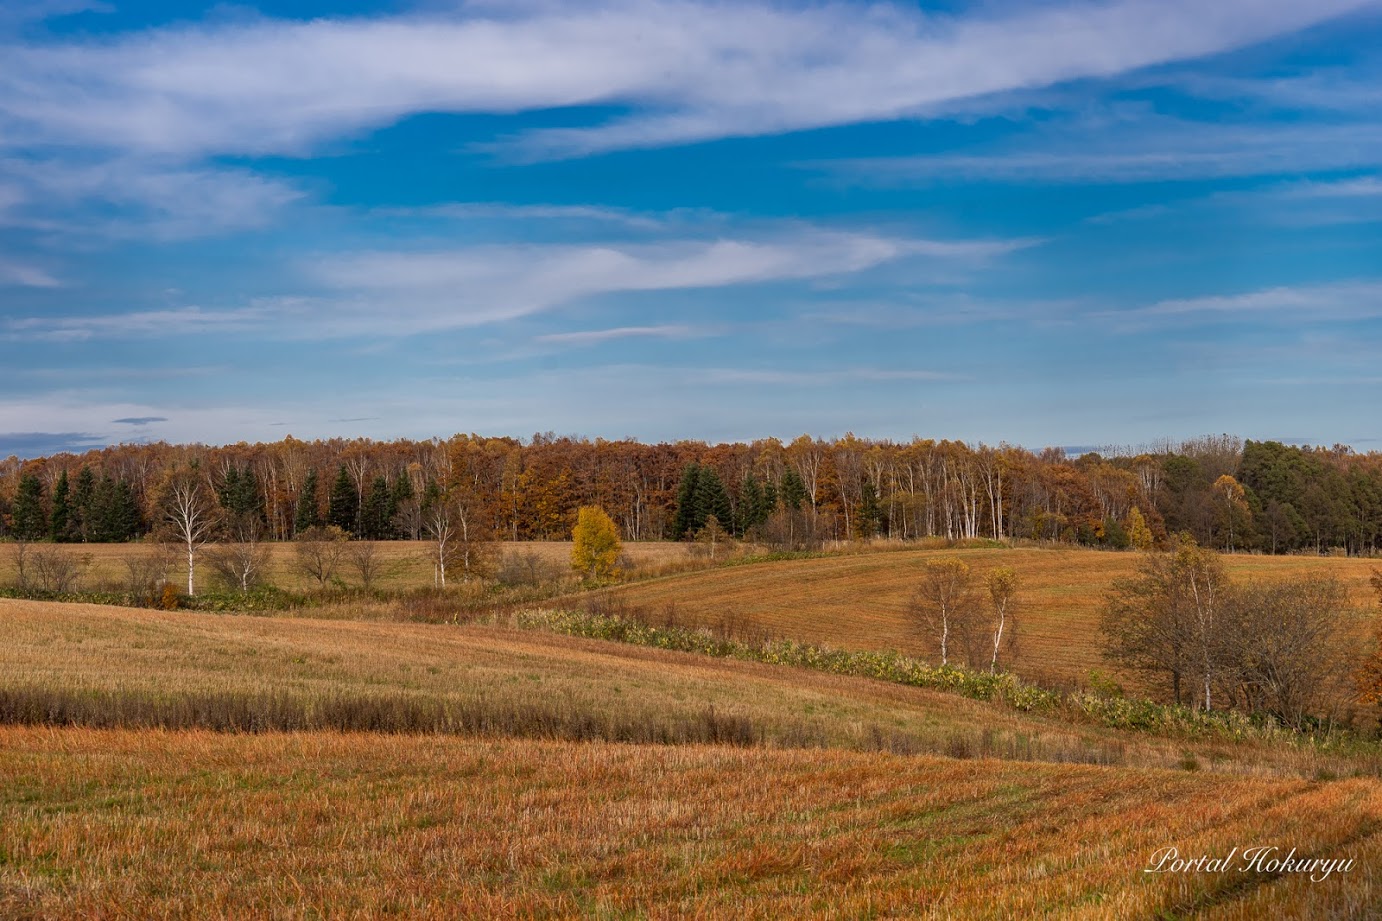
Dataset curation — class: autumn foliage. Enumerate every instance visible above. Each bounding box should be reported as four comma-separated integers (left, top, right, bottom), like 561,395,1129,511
4,432,1382,555
572,505,622,581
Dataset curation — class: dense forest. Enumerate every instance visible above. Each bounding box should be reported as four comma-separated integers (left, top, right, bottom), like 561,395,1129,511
0,433,1379,555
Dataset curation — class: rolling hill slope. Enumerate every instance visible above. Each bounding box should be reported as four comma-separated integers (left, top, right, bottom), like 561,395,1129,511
2,598,1380,918
600,546,1381,687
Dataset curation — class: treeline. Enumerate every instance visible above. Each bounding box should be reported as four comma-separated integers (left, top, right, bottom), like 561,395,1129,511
0,432,1379,554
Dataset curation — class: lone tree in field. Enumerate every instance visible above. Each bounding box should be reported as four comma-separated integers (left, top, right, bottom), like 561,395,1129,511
157,466,219,596
910,557,979,667
1102,534,1228,709
294,524,348,588
572,505,622,581
204,515,271,594
985,567,1020,673
696,514,729,561
1228,575,1350,729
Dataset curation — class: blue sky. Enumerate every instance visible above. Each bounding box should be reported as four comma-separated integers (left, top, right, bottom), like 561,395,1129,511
1,0,1380,457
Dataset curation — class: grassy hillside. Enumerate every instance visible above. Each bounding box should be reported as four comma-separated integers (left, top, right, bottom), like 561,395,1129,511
2,728,1379,919
600,546,1381,687
0,597,1344,776
2,599,1380,917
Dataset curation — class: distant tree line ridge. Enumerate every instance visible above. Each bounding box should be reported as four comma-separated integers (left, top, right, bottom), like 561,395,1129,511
0,432,1378,554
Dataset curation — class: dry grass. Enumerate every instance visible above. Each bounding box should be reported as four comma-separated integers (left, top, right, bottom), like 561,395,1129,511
0,598,1375,781
0,540,693,594
3,595,1380,918
0,727,1378,919
600,546,1382,688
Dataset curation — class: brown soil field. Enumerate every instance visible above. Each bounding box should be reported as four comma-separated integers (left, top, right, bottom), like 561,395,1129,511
600,546,1382,688
1,727,1378,919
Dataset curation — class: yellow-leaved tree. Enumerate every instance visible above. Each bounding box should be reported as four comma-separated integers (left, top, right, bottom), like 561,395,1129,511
572,506,622,582
1126,506,1154,551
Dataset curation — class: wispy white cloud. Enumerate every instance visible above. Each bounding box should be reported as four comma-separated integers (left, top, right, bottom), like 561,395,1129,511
379,202,672,231
1085,174,1382,225
0,157,303,239
0,0,1368,160
7,223,1024,340
826,121,1382,185
535,324,704,346
5,303,285,341
298,230,1018,336
0,257,60,287
0,0,110,31
1140,281,1382,317
1284,175,1382,198
701,367,963,385
1165,67,1382,115
1101,280,1382,328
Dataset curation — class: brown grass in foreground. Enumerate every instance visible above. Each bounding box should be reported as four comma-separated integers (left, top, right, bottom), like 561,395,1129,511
0,728,1378,920
601,547,1382,688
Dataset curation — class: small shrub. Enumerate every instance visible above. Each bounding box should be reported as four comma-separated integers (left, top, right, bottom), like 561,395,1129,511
27,547,89,593
1087,669,1125,699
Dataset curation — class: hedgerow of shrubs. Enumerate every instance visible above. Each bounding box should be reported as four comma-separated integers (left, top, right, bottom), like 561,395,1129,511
512,607,1287,743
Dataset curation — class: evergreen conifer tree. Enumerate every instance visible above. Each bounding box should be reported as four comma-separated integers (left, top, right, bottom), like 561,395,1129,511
49,469,72,542
217,467,261,521
739,473,766,535
107,479,141,541
391,471,414,508
780,467,807,511
12,473,45,541
693,468,732,537
858,481,882,538
327,465,359,535
362,474,393,540
672,463,701,539
762,480,778,514
295,469,321,535
87,476,115,542
73,466,95,541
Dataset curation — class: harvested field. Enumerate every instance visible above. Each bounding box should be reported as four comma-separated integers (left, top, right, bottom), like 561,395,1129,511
0,598,1375,780
1,727,1378,919
600,546,1382,688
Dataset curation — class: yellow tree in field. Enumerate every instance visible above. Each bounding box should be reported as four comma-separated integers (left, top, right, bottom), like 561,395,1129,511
985,567,1019,673
910,557,979,667
572,506,622,581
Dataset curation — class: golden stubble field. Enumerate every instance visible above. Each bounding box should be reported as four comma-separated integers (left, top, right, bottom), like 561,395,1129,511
1,598,1343,776
601,546,1382,687
1,597,1380,918
1,727,1378,919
